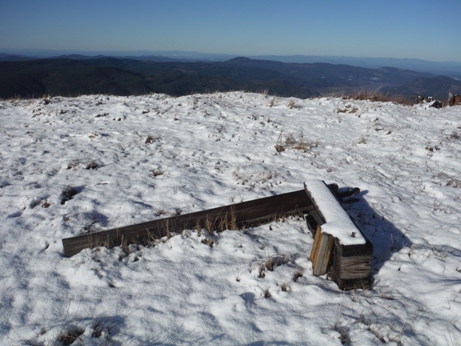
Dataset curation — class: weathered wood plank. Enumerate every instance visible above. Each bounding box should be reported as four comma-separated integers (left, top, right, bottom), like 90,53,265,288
331,237,373,288
62,189,316,257
309,225,322,266
306,182,335,276
310,225,334,275
335,254,372,280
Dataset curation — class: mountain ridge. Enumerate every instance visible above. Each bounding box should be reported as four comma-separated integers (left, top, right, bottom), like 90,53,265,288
1,56,460,100
2,49,460,77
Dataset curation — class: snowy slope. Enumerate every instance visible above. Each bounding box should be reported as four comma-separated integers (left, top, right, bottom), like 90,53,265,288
1,92,460,345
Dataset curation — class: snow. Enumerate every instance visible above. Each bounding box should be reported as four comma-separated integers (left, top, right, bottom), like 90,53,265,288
304,179,366,245
1,92,461,345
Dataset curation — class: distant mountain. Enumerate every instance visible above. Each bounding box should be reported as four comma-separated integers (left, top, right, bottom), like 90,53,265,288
0,57,317,99
0,53,37,62
52,54,196,63
128,52,461,77
222,57,434,93
51,54,108,60
382,76,461,100
2,49,461,77
0,56,453,100
252,55,461,78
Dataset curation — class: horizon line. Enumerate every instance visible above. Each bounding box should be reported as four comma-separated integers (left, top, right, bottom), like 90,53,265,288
2,48,461,65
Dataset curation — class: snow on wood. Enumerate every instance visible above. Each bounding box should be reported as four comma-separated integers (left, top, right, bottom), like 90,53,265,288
304,179,366,246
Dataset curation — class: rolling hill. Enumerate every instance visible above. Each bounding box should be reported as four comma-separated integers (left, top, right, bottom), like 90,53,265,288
1,56,458,100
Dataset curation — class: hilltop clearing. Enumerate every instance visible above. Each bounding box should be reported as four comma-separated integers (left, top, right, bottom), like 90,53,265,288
1,92,460,345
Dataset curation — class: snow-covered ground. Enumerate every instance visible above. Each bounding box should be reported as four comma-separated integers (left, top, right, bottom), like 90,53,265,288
1,92,460,345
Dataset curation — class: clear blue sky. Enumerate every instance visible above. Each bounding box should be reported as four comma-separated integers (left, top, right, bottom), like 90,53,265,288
1,0,460,62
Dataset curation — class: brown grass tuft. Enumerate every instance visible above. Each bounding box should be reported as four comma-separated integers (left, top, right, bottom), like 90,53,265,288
201,238,214,248
57,326,85,346
264,289,271,298
293,270,303,282
342,90,414,106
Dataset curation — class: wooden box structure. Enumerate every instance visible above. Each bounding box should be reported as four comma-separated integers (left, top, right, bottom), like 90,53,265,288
305,180,373,290
62,180,373,290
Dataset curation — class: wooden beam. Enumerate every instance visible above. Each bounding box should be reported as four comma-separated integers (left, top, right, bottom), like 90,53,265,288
305,182,335,276
62,189,316,257
309,225,334,275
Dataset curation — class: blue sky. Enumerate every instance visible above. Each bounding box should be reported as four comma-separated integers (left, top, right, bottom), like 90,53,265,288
1,0,460,62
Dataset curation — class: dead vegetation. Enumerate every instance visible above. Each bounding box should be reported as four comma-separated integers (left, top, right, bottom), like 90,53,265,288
275,132,317,153
280,282,288,291
145,135,155,144
201,237,214,247
257,254,291,279
292,270,303,282
61,186,78,205
200,208,238,233
86,160,99,170
56,326,84,346
342,90,413,106
337,104,359,113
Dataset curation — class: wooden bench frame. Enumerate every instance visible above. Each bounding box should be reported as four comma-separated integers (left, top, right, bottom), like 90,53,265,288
62,181,373,290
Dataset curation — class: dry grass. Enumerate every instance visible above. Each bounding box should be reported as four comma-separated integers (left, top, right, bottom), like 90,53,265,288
265,257,274,271
448,131,460,141
264,289,271,298
344,90,389,102
86,160,99,170
357,136,367,145
342,90,414,106
274,144,285,153
280,282,288,291
337,105,359,113
292,270,303,282
275,132,317,153
335,325,351,345
56,326,85,345
195,208,239,234
201,237,214,248
292,139,312,152
61,186,78,205
145,135,154,144
258,265,266,278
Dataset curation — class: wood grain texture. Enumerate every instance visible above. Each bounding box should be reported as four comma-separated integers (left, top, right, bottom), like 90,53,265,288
310,226,334,276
